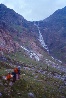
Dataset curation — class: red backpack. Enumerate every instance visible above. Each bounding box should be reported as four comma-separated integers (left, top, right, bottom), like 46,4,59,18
14,68,18,74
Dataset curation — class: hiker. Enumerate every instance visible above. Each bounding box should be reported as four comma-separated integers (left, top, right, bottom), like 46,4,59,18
18,66,21,79
5,72,13,86
11,71,16,82
14,67,19,80
5,72,13,81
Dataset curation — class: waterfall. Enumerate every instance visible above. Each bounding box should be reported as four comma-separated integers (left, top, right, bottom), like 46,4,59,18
21,46,40,61
34,22,49,52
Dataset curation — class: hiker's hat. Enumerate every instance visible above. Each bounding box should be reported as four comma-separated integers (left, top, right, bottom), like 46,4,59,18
18,66,21,69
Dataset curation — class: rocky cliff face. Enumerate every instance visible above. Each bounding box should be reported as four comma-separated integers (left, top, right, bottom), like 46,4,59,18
0,27,19,54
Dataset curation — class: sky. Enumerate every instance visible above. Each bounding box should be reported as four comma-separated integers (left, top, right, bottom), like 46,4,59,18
0,0,66,21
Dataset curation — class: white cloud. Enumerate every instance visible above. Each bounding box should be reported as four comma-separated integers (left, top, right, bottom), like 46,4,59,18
0,0,66,21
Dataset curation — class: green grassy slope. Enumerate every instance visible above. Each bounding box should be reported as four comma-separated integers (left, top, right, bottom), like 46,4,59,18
0,50,66,98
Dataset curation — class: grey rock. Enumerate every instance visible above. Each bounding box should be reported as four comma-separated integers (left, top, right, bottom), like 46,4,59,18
28,92,36,98
0,92,2,96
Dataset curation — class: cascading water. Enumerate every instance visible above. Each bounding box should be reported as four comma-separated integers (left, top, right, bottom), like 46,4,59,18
34,22,49,52
21,46,40,61
20,22,49,61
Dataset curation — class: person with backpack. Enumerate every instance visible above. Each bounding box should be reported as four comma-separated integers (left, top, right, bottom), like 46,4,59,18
11,71,16,82
14,67,19,80
6,72,12,81
18,66,21,79
5,72,13,86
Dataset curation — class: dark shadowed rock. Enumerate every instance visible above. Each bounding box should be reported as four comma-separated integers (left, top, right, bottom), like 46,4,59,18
0,92,2,96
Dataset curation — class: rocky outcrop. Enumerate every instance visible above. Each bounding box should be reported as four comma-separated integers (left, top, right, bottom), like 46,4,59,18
0,28,19,53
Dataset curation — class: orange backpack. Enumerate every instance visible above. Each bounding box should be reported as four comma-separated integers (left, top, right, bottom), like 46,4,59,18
6,73,12,80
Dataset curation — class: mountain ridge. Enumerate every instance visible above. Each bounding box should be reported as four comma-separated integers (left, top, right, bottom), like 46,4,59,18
0,4,66,63
38,6,66,63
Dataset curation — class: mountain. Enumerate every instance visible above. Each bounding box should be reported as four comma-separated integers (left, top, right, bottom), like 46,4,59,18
0,4,66,64
0,4,44,61
38,6,66,63
0,4,66,98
